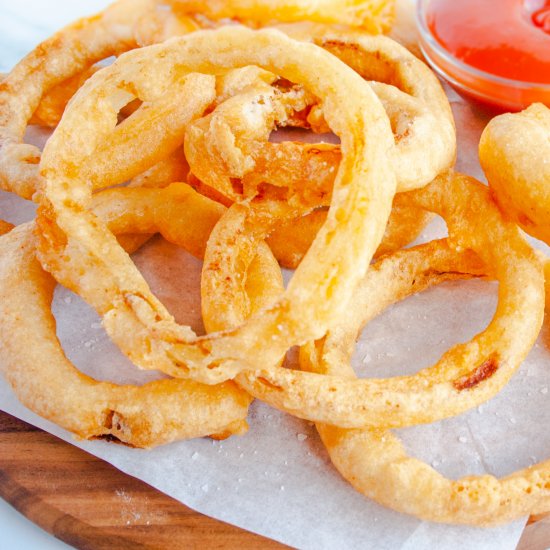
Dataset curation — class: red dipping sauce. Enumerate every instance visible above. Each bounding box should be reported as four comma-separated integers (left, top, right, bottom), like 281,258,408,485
417,0,550,110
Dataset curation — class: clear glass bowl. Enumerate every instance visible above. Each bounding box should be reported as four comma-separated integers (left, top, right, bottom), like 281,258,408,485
416,0,550,111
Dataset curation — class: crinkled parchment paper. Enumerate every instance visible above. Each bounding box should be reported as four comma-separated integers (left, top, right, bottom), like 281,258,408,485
0,1,546,548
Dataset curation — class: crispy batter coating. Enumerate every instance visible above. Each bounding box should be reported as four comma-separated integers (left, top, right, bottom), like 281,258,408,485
480,103,550,245
185,32,455,207
235,174,545,427
0,0,199,199
309,242,550,526
0,181,284,447
169,0,395,33
37,27,395,385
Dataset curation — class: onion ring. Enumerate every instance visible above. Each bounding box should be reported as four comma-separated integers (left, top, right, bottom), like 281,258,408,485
0,0,200,199
168,0,396,32
29,66,101,128
231,173,544,427
185,32,455,206
0,0,150,198
37,26,395,384
0,180,286,447
186,176,431,270
316,33,455,191
480,103,550,246
311,245,549,526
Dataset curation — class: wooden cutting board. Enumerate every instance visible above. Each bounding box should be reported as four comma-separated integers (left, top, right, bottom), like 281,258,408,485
0,411,285,549
0,409,548,550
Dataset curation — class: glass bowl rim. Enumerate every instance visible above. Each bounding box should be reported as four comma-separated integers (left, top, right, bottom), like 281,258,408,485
416,0,550,90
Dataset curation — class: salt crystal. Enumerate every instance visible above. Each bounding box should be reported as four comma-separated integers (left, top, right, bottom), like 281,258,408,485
541,387,548,395
362,354,372,364
201,484,209,492
297,433,308,442
191,452,199,460
63,296,72,304
458,436,468,443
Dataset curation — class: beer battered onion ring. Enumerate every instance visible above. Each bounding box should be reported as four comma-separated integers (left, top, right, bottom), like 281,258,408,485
263,201,432,270
29,66,101,128
480,103,550,246
185,80,322,211
227,173,544,428
168,0,395,33
307,243,550,526
0,0,199,199
37,27,396,384
0,180,287,448
189,174,432,270
28,3,201,128
185,32,455,202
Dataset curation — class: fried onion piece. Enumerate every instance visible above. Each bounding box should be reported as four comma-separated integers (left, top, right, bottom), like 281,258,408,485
29,66,101,128
37,27,395,384
265,199,431,269
480,103,550,246
0,0,149,199
307,241,550,526
0,180,286,447
186,175,431,270
0,0,200,200
0,234,246,448
185,32,455,208
233,173,545,427
168,0,395,33
185,80,321,212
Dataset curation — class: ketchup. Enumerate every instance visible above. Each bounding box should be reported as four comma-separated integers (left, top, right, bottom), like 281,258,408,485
426,0,550,84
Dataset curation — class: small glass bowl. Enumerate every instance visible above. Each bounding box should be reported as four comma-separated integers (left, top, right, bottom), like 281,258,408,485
416,0,550,111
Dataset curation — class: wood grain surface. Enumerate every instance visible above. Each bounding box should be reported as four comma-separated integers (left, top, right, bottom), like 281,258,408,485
0,411,285,550
1,409,549,549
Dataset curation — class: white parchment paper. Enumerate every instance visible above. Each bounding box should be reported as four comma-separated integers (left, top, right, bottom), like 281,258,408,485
0,1,546,549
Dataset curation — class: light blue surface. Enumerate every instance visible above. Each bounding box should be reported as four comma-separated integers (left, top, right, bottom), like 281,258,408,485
0,0,110,72
0,496,71,550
